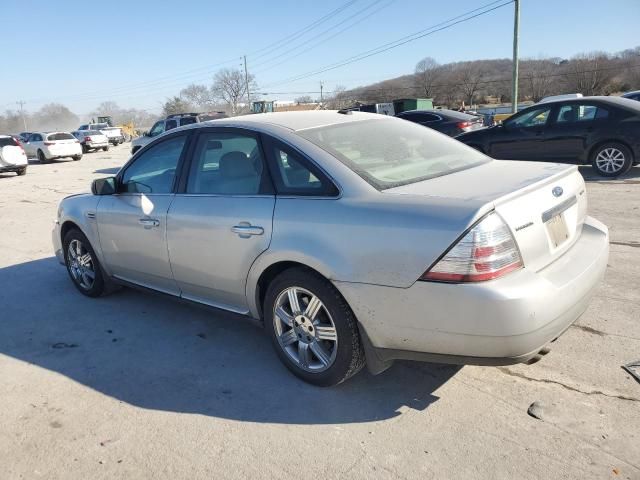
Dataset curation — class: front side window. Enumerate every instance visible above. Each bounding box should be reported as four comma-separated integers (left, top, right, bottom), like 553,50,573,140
509,107,551,128
30,134,42,142
297,118,488,190
186,131,266,195
165,119,178,131
120,135,186,194
148,121,165,137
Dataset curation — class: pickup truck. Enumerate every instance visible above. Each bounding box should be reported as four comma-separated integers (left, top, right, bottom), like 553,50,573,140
72,130,109,153
77,123,124,146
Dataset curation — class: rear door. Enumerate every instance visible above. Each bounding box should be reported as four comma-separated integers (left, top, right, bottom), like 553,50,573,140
542,102,610,160
166,128,275,313
489,105,553,160
97,133,189,294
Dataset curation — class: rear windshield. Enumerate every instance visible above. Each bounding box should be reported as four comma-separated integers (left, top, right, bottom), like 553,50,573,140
0,137,18,147
87,130,103,135
92,123,108,129
47,133,75,141
297,118,488,189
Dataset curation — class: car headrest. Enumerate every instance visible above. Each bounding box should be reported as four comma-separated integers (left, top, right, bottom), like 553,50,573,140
561,109,574,122
220,151,256,179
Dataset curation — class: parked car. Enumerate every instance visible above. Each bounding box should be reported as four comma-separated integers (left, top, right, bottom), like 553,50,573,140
78,123,124,146
131,112,227,154
538,93,583,103
23,132,82,163
622,90,640,102
396,109,484,136
0,134,28,176
72,130,109,153
18,132,32,143
457,97,640,177
53,111,609,386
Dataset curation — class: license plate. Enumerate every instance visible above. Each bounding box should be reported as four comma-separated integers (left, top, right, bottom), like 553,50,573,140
546,214,569,248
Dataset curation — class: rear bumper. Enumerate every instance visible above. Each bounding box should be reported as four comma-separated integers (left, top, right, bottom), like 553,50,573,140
44,145,82,158
335,216,609,366
86,141,108,149
0,163,27,172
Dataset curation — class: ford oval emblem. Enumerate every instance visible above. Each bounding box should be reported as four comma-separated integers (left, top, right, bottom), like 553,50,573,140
552,186,563,197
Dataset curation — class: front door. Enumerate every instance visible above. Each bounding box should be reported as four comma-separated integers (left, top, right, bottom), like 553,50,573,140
97,134,188,294
490,105,552,160
167,129,275,313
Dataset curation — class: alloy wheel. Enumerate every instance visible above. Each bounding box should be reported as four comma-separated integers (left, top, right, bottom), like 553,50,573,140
595,147,626,174
273,286,338,373
67,239,96,290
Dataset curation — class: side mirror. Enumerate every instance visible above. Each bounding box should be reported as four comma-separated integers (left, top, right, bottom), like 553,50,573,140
92,177,117,195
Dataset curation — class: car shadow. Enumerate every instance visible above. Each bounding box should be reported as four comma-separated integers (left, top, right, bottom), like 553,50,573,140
93,167,121,175
0,257,459,425
580,164,640,183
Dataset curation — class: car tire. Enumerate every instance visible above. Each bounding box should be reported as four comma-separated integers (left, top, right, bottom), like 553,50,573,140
81,144,88,154
17,167,27,176
37,149,48,164
63,229,107,298
72,155,82,161
264,267,365,386
591,142,633,177
103,146,109,152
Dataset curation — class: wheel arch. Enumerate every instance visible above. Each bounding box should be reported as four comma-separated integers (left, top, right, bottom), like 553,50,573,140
587,139,635,164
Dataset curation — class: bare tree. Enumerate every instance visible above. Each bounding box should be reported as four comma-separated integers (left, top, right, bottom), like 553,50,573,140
180,84,215,109
563,53,615,95
294,95,314,104
521,60,556,102
212,68,257,114
414,57,440,98
456,62,485,106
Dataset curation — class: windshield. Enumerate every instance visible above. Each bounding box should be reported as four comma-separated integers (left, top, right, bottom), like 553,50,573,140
297,118,488,189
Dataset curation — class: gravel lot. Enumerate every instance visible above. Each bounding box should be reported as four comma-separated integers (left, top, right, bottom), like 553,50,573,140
1,144,639,480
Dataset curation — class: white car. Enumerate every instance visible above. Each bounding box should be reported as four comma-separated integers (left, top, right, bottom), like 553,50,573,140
78,123,123,145
72,130,109,153
0,135,28,176
23,132,82,163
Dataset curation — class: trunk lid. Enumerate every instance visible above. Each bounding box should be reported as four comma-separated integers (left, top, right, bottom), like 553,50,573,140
384,160,587,272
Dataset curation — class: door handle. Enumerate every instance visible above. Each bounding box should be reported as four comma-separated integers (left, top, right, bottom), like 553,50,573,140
139,218,160,228
232,224,264,237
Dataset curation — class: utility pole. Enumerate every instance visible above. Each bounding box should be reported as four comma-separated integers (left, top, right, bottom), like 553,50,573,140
16,100,27,130
243,55,251,111
511,0,520,113
320,81,324,104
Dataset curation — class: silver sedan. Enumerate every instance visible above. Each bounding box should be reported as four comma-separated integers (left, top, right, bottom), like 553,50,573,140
52,111,609,386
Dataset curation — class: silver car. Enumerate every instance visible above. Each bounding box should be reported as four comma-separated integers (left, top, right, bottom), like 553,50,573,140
52,111,609,386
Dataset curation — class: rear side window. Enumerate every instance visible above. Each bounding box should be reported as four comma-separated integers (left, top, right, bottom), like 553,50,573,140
165,119,178,131
180,116,197,126
47,133,75,141
556,104,608,123
186,131,267,195
0,137,19,147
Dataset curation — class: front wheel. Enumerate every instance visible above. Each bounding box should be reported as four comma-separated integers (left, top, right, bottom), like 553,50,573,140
591,142,633,177
63,229,106,297
264,268,365,386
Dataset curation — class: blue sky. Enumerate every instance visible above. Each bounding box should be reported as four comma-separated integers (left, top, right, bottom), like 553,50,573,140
0,0,638,115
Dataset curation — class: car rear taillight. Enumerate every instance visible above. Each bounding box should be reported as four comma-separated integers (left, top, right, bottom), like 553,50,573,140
44,141,55,146
420,213,523,283
85,136,92,142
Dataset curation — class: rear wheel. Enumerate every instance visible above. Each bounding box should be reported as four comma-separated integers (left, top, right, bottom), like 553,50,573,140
103,146,109,152
37,149,48,164
81,144,88,154
591,142,633,177
17,167,27,176
72,155,82,161
264,267,365,386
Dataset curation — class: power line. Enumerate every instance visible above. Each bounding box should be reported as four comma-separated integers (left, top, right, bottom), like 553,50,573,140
262,0,513,89
250,0,392,72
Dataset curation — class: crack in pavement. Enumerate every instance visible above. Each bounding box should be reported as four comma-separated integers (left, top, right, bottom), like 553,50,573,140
610,240,640,248
571,323,640,341
496,367,639,402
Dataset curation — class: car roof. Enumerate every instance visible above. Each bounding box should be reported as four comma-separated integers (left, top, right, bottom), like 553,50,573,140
195,110,386,132
622,90,640,97
528,96,640,112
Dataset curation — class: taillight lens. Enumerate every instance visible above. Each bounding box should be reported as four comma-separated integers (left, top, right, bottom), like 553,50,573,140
420,213,523,283
44,141,55,146
85,136,92,142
